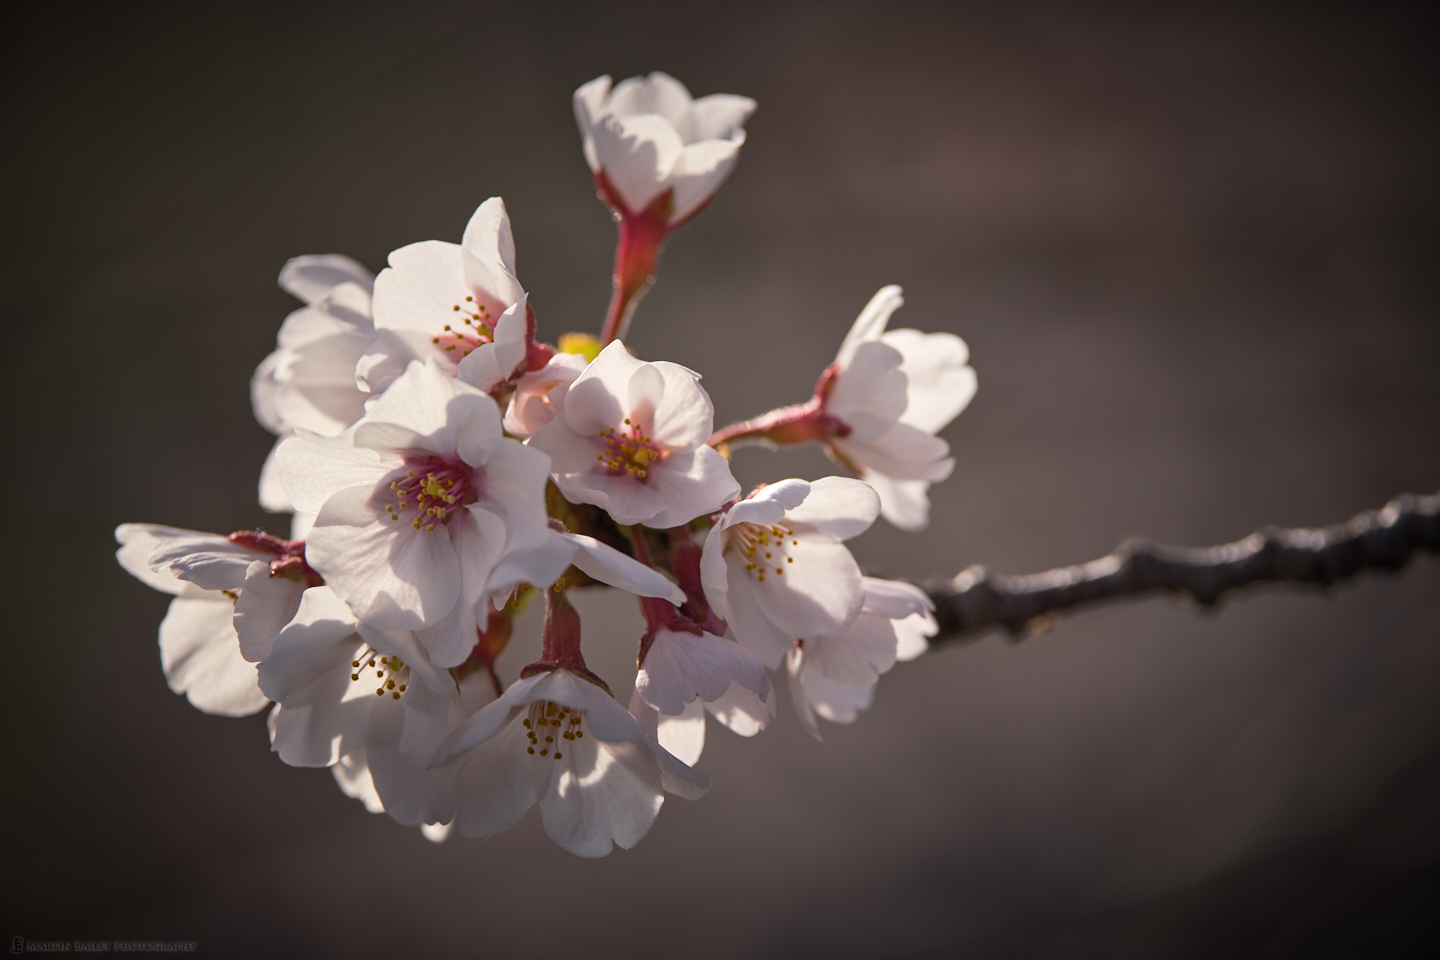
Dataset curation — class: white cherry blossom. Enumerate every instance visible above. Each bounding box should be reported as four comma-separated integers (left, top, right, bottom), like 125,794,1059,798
701,477,880,669
502,352,587,438
260,586,492,827
359,198,531,394
826,286,977,531
276,360,555,667
115,524,316,716
786,577,938,738
574,73,755,226
252,255,377,514
632,596,771,718
529,340,739,528
431,667,708,858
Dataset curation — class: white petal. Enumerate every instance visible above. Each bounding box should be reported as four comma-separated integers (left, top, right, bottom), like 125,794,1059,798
649,361,714,451
748,530,865,642
371,240,473,333
116,525,210,598
159,596,268,717
561,532,685,604
782,476,881,541
860,576,933,619
608,72,693,127
146,531,257,591
279,254,374,304
573,75,613,140
538,738,664,857
275,430,393,515
636,628,769,715
232,561,305,661
460,197,519,280
803,612,896,687
836,425,954,482
882,328,978,434
826,340,907,439
679,94,756,143
306,483,460,630
894,609,937,662
455,295,528,393
864,473,934,533
591,113,683,214
668,137,742,224
258,438,291,512
834,285,904,367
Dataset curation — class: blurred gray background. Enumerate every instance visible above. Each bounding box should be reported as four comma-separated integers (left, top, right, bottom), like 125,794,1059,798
4,2,1437,957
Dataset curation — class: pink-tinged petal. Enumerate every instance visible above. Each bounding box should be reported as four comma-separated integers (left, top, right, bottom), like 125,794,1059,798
863,473,934,532
307,484,460,630
159,596,268,717
860,576,934,619
834,285,905,367
432,675,545,765
279,254,374,304
371,240,471,334
503,353,586,437
827,341,907,440
783,476,881,540
275,430,392,515
705,680,777,737
410,507,507,668
679,94,756,143
538,739,665,858
837,424,954,482
751,529,865,642
115,525,215,598
561,340,642,430
147,532,256,591
881,328,977,434
626,362,665,427
233,561,305,661
669,138,743,224
459,248,518,317
456,296,528,393
466,439,550,535
265,642,371,767
571,470,668,526
366,732,436,827
722,552,797,669
460,197,519,281
636,628,770,716
358,360,498,457
591,113,683,213
640,446,740,529
649,361,714,450
561,532,685,604
803,612,896,687
608,72,694,127
356,328,450,393
894,609,937,662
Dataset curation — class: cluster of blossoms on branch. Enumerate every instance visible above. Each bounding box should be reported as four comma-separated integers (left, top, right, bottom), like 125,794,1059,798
117,72,976,857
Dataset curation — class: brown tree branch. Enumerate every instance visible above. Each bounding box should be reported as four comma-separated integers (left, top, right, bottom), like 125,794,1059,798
918,491,1440,648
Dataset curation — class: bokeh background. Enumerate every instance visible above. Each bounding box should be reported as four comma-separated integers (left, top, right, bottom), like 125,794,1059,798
4,3,1437,956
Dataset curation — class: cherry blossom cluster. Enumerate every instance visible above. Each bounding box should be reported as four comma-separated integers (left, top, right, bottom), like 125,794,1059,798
117,73,976,857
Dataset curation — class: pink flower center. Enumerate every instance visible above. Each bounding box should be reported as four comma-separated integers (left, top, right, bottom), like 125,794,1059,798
521,701,584,760
595,417,665,481
348,649,410,700
729,521,798,583
429,295,495,359
384,456,480,532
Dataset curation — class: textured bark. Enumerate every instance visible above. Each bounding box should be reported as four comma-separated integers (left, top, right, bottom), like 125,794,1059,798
919,492,1440,648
